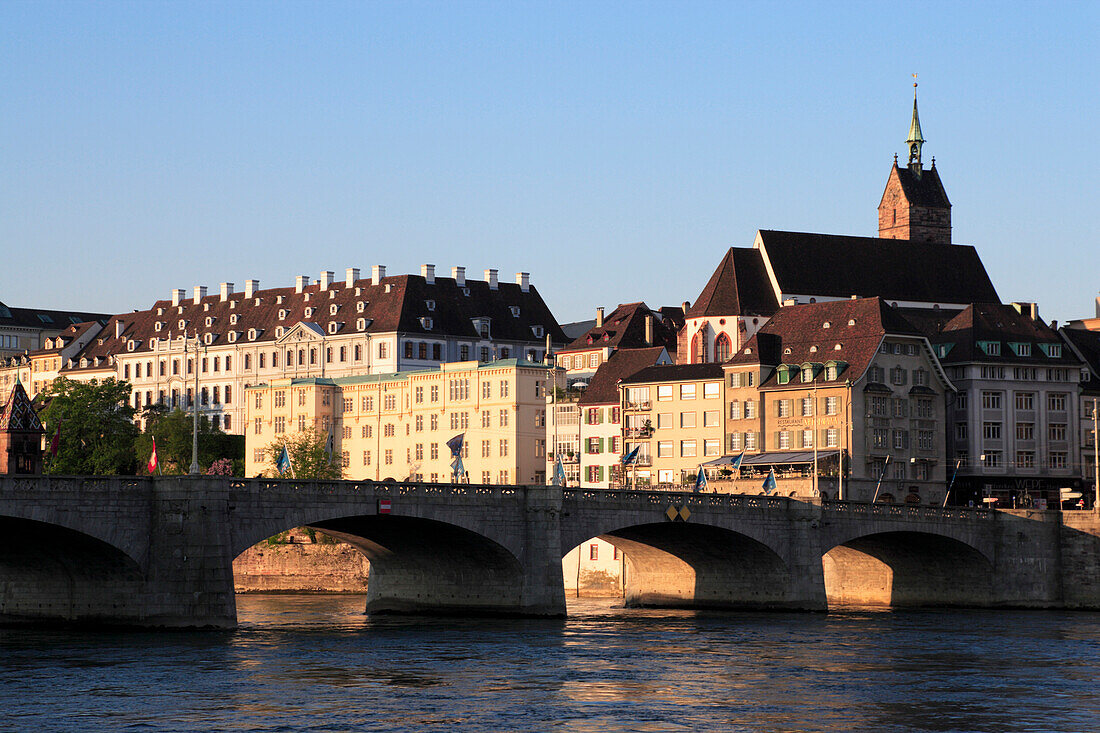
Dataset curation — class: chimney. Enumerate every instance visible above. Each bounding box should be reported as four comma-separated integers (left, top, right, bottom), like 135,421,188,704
681,301,690,314
452,266,466,287
193,286,207,304
1011,302,1039,321
1095,293,1100,319
115,320,125,339
295,275,309,293
319,271,334,290
421,264,436,285
645,314,654,345
516,272,530,293
171,288,185,306
244,279,259,298
545,333,552,364
220,282,234,301
371,265,386,286
596,307,605,328
345,268,359,288
485,268,498,290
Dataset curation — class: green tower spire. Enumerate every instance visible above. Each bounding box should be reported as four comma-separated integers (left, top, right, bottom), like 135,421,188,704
906,77,924,173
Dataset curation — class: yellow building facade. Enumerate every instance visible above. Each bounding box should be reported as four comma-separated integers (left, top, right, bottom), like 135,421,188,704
245,359,552,484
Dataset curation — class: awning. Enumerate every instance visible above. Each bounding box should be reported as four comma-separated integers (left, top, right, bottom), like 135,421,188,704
702,450,841,468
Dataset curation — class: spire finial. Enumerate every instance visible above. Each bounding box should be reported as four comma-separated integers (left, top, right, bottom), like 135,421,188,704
906,75,925,174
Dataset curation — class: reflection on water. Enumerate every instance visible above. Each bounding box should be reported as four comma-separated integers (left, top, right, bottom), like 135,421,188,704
2,595,1100,732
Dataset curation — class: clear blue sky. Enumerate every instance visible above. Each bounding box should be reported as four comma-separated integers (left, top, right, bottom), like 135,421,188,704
2,1,1097,326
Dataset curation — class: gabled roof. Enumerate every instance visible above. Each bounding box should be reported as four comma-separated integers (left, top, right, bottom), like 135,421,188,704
618,362,725,386
578,347,669,405
1061,327,1100,392
893,164,951,209
756,229,999,305
935,303,1083,366
686,248,779,319
561,302,682,354
725,297,922,388
0,381,43,433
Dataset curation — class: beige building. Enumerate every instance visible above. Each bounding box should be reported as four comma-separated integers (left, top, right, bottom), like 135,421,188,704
618,363,726,486
244,358,552,484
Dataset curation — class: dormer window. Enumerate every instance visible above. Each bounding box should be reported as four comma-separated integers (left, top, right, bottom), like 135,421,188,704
420,317,433,330
834,344,842,351
248,328,258,341
278,309,287,321
356,318,366,331
777,366,791,385
1039,343,1063,358
848,319,856,326
178,319,188,330
510,305,520,317
304,307,314,318
825,364,837,380
205,316,215,327
228,331,238,343
275,327,285,338
822,321,830,329
127,340,136,351
276,295,284,304
1009,342,1031,357
230,314,239,325
809,345,817,353
473,318,490,339
357,301,365,313
154,322,163,332
203,303,210,312
329,304,339,315
802,365,815,382
328,321,342,335
783,347,792,355
532,325,544,338
203,333,214,345
462,287,470,296
426,300,436,311
156,308,164,316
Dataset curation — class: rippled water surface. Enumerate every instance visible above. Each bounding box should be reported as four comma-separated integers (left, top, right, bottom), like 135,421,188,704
4,595,1100,732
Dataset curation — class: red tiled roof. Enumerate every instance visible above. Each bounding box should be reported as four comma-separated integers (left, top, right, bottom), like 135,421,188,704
577,347,668,405
934,303,1083,366
561,302,682,354
686,248,779,318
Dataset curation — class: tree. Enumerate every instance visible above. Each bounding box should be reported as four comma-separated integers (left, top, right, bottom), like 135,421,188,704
41,377,139,475
133,408,243,475
262,427,343,479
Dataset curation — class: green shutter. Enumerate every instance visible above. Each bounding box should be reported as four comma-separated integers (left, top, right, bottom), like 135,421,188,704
598,437,605,453
598,466,605,482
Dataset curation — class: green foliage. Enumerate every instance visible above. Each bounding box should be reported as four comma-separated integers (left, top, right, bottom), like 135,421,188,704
263,427,343,480
41,378,139,476
133,408,243,475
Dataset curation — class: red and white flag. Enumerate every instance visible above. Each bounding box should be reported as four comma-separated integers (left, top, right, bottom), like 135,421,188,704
147,437,159,474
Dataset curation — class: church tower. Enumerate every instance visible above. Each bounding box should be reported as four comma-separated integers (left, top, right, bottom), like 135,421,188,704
878,81,952,243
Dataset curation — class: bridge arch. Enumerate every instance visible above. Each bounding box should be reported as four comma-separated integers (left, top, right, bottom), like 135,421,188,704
0,515,145,624
822,530,994,608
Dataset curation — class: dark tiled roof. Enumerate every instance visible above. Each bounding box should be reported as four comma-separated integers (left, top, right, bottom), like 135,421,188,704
561,302,682,354
726,297,921,388
0,301,109,332
934,303,1083,366
1061,327,1100,392
757,229,1000,304
893,165,951,208
63,274,566,372
686,248,779,319
618,362,725,386
578,347,668,405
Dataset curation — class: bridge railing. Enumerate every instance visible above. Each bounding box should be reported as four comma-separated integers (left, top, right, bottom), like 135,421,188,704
822,499,993,521
227,477,523,499
562,488,791,510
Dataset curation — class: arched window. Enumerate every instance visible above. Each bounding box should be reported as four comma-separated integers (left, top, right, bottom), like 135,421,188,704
714,333,731,362
691,330,707,364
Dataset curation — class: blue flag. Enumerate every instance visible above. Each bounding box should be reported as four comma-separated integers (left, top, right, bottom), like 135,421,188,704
762,468,777,494
730,451,745,470
276,445,292,475
621,445,641,466
446,433,465,458
554,455,567,487
451,456,465,480
695,466,708,492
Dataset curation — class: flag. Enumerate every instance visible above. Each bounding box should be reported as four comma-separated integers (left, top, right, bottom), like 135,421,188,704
621,445,641,466
49,422,61,456
325,431,334,457
276,444,292,475
694,466,707,492
729,451,745,470
446,433,465,458
762,468,777,494
451,456,465,480
147,437,158,474
554,454,567,487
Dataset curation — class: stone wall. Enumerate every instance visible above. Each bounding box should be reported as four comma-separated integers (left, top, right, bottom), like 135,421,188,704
233,541,370,593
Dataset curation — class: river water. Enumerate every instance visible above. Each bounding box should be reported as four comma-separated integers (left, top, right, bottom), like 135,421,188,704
3,595,1100,732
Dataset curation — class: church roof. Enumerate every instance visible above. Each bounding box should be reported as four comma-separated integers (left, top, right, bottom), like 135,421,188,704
0,381,43,433
685,248,779,319
756,229,998,305
893,165,951,208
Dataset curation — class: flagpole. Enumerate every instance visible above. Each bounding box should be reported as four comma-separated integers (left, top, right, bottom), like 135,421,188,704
872,454,891,504
812,381,818,497
188,330,201,476
944,458,961,508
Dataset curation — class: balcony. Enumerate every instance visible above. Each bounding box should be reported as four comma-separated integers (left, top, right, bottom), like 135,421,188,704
624,401,651,411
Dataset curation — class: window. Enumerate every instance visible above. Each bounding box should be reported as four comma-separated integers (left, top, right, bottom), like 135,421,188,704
499,409,509,427
983,422,1002,440
916,399,933,418
893,430,908,450
385,450,393,465
1048,394,1067,412
1016,423,1034,441
728,402,742,420
680,412,697,428
384,424,395,437
499,440,508,457
981,392,1002,410
703,382,720,399
777,400,791,418
680,440,697,457
657,441,673,457
893,398,907,418
826,428,838,447
918,430,934,451
981,451,1002,468
254,417,262,435
802,397,814,417
955,423,968,441
872,428,889,449
430,443,439,459
680,384,696,400
1015,392,1035,411
362,425,372,438
588,353,598,369
802,429,814,448
430,385,439,402
890,366,907,386
745,432,757,450
703,410,720,428
913,369,928,386
825,396,838,416
481,410,491,428
744,401,756,419
415,415,424,432
1049,423,1067,441
656,385,673,401
1049,452,1068,469
778,431,791,449
1017,451,1035,469
704,439,720,456
384,394,397,410
870,396,887,417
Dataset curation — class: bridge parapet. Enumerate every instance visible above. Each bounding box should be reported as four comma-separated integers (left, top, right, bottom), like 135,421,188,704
563,488,791,511
821,499,993,523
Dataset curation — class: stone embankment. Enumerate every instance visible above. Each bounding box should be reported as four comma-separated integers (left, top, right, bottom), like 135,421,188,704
233,540,370,593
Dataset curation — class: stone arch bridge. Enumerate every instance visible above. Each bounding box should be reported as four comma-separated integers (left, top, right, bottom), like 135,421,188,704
1,476,1098,629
